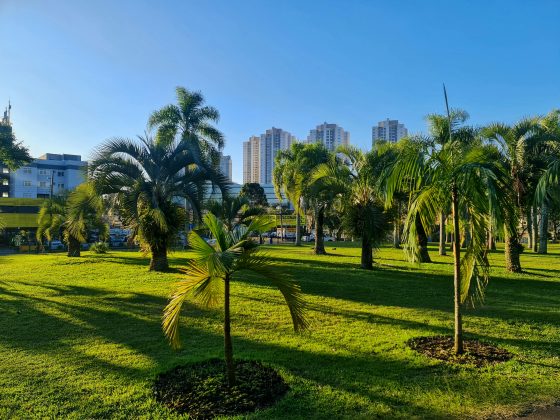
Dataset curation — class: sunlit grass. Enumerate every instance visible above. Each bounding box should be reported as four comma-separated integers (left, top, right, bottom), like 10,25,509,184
1,243,559,418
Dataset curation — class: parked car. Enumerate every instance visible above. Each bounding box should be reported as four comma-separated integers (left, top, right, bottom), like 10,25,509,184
301,235,314,242
49,240,65,250
324,235,335,242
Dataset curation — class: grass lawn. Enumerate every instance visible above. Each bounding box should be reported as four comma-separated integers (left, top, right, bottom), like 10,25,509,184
1,243,559,419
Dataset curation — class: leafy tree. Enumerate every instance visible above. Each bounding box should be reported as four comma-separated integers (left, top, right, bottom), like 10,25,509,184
36,183,108,257
89,135,228,271
312,146,393,269
0,123,31,170
385,124,513,354
239,183,268,207
162,213,307,386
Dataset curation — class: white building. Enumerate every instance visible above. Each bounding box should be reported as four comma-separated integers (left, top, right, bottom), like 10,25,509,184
243,128,296,184
372,119,408,146
218,154,232,181
7,153,86,198
307,122,350,151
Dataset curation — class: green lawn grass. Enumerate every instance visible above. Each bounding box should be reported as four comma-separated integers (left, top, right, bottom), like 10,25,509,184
1,243,559,419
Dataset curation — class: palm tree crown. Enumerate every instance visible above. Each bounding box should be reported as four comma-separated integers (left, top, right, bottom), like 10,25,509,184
88,134,228,271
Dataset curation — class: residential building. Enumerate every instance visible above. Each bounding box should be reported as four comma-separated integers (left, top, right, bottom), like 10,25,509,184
8,153,87,198
243,128,296,184
307,122,350,151
218,153,232,181
372,119,408,145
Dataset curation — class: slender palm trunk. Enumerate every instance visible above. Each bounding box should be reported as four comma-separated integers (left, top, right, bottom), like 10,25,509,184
538,200,548,254
149,244,168,271
439,211,447,255
415,215,431,263
314,205,326,255
295,211,302,246
527,208,533,250
224,273,235,386
451,186,463,355
393,219,401,248
505,231,522,273
361,235,373,270
532,206,539,253
67,236,81,257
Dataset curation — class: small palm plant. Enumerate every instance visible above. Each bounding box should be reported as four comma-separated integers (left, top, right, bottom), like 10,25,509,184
162,213,307,386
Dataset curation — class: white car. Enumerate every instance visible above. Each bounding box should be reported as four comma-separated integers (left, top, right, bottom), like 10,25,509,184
324,235,335,242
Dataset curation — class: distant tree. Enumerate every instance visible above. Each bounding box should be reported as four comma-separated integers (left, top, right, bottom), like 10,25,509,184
205,195,265,231
36,183,108,257
0,123,31,170
239,183,268,207
162,213,307,386
312,146,393,269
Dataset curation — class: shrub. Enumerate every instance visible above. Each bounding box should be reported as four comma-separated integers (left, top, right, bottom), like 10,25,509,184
90,242,109,254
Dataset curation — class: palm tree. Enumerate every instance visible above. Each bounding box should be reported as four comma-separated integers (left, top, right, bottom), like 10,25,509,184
273,143,308,246
205,195,265,231
386,126,513,354
425,110,469,256
482,117,542,269
148,87,224,166
312,145,393,269
36,183,108,257
287,143,334,254
533,110,560,254
162,213,307,386
88,134,228,271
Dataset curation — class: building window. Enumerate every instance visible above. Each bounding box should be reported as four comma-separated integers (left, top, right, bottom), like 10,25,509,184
57,171,65,177
2,179,8,186
1,192,8,197
2,168,8,174
39,181,48,188
23,168,32,174
58,183,64,189
39,169,48,175
23,181,32,187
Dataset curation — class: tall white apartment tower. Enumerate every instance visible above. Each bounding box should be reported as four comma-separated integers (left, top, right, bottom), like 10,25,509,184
243,128,295,184
372,119,408,146
307,122,350,151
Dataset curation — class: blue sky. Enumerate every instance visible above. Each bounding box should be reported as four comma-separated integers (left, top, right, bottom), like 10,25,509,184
1,1,559,183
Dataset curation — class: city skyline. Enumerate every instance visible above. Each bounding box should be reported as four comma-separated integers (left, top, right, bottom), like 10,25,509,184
2,1,559,184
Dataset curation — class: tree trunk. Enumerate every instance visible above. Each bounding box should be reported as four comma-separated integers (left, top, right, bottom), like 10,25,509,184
527,208,533,250
532,206,539,253
505,232,522,273
538,201,548,254
149,244,168,271
439,211,447,255
224,274,235,386
314,206,326,255
67,236,81,257
415,215,431,263
295,211,302,247
451,186,463,355
361,235,373,270
393,216,401,248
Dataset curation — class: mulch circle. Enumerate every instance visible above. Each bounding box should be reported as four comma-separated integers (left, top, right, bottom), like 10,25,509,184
153,359,289,419
407,336,513,367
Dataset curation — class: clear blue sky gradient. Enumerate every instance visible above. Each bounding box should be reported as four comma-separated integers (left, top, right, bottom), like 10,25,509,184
1,1,559,183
